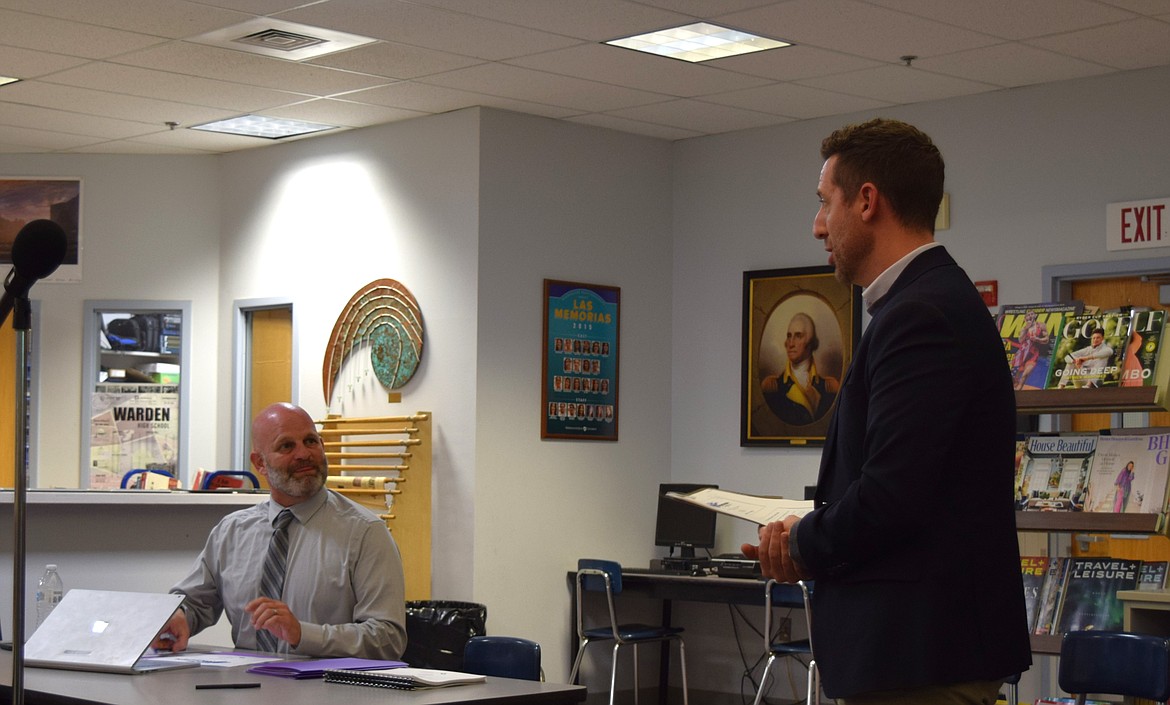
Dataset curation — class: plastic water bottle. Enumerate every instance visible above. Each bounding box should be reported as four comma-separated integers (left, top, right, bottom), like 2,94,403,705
35,564,64,628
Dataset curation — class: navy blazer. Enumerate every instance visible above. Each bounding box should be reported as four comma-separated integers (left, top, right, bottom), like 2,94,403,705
797,246,1032,697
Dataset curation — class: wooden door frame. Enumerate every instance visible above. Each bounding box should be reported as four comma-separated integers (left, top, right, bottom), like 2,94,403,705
231,298,297,471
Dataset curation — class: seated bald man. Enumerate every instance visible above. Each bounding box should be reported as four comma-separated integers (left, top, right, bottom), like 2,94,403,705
153,402,407,658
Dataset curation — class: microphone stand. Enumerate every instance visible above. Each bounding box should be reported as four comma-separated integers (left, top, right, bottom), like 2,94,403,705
7,295,32,705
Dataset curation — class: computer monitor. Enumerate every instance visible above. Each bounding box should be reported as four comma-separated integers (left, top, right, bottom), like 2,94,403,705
654,483,718,559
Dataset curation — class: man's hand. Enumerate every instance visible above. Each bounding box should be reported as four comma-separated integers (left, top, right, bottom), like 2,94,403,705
151,608,190,652
245,597,302,648
741,514,807,583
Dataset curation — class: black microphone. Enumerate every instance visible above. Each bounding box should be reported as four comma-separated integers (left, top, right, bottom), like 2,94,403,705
0,219,68,327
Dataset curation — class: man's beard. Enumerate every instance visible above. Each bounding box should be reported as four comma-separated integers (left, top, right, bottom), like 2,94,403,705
268,460,327,498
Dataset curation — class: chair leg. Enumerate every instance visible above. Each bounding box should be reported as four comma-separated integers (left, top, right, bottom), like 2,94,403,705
632,643,639,705
568,637,590,685
609,643,621,705
676,637,688,705
807,658,819,705
753,653,777,705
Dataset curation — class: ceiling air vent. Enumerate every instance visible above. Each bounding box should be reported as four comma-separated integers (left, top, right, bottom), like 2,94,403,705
191,19,376,61
235,29,329,53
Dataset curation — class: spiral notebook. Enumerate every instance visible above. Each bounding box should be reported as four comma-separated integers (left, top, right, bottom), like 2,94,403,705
324,667,486,690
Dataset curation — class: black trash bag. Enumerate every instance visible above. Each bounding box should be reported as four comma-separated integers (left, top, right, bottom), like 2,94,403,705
403,600,487,669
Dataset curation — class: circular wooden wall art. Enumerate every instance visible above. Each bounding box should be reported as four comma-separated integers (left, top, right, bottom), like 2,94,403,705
323,278,424,402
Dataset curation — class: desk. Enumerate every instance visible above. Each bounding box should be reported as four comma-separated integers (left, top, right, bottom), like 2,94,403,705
1119,588,1170,635
567,568,806,702
0,653,585,705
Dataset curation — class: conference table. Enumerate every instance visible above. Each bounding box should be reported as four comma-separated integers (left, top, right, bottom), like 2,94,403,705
0,651,585,705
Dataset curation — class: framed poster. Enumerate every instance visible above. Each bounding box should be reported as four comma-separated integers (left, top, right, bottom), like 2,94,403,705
541,279,619,441
741,265,861,446
0,177,82,281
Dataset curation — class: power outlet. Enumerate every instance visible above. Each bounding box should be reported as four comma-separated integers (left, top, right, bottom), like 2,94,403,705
775,616,792,644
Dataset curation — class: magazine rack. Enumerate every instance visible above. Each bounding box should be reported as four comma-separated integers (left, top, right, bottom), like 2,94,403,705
1015,389,1169,654
316,412,432,601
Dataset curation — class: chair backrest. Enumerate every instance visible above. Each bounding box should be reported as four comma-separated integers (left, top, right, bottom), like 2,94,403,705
578,559,623,594
1058,630,1170,701
463,635,541,681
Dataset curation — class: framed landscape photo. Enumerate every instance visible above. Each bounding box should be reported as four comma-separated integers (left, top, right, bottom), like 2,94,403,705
741,265,861,446
0,177,82,282
541,279,619,441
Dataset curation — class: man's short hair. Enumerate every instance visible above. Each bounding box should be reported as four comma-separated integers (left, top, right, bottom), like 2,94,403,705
820,118,944,233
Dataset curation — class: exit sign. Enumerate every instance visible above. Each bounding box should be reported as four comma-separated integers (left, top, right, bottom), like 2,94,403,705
1106,197,1169,251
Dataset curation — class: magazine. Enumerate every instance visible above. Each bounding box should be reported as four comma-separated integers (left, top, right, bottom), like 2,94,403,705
997,302,1081,390
1017,434,1097,511
1084,431,1170,513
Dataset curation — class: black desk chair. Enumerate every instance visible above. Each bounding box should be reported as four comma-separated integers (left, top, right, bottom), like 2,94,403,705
569,559,688,705
1058,630,1170,704
463,635,542,681
754,579,817,705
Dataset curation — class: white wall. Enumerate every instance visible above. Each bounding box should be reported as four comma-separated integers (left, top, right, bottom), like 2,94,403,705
474,109,674,682
214,108,483,602
2,153,221,488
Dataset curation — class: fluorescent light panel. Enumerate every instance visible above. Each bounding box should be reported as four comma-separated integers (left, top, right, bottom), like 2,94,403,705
191,115,337,139
606,22,790,63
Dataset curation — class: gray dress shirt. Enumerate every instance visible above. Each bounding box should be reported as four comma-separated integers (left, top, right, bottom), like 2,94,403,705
171,488,407,659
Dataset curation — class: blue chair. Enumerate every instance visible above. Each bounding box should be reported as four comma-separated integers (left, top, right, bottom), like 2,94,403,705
568,559,688,705
753,579,817,705
463,635,541,681
1058,630,1170,704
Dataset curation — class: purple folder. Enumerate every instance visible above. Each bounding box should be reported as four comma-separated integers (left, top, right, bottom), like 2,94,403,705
248,657,407,679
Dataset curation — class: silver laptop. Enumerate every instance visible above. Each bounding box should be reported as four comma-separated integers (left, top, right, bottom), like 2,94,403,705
24,588,199,674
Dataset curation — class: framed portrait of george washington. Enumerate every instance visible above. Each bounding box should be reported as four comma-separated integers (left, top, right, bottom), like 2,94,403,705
741,265,861,446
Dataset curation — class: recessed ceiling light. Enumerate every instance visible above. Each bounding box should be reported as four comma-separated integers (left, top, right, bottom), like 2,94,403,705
190,115,337,139
0,76,20,87
605,22,791,63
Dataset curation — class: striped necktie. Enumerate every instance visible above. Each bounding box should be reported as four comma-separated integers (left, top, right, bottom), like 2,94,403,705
256,508,294,652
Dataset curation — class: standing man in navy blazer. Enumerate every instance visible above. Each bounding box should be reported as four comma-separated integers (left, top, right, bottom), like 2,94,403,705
743,119,1031,704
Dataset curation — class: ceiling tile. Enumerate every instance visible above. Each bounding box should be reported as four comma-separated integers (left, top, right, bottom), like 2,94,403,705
565,112,704,140
0,123,109,150
41,62,312,112
604,98,784,134
0,8,166,59
0,0,253,39
111,41,392,96
866,0,1136,40
506,43,775,98
0,80,238,125
409,0,691,41
915,43,1115,87
0,45,88,79
0,101,162,138
304,41,484,79
718,0,1000,61
419,62,669,112
278,0,582,61
711,43,882,82
260,97,427,127
344,81,581,119
1027,17,1170,70
798,64,997,104
703,82,891,119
